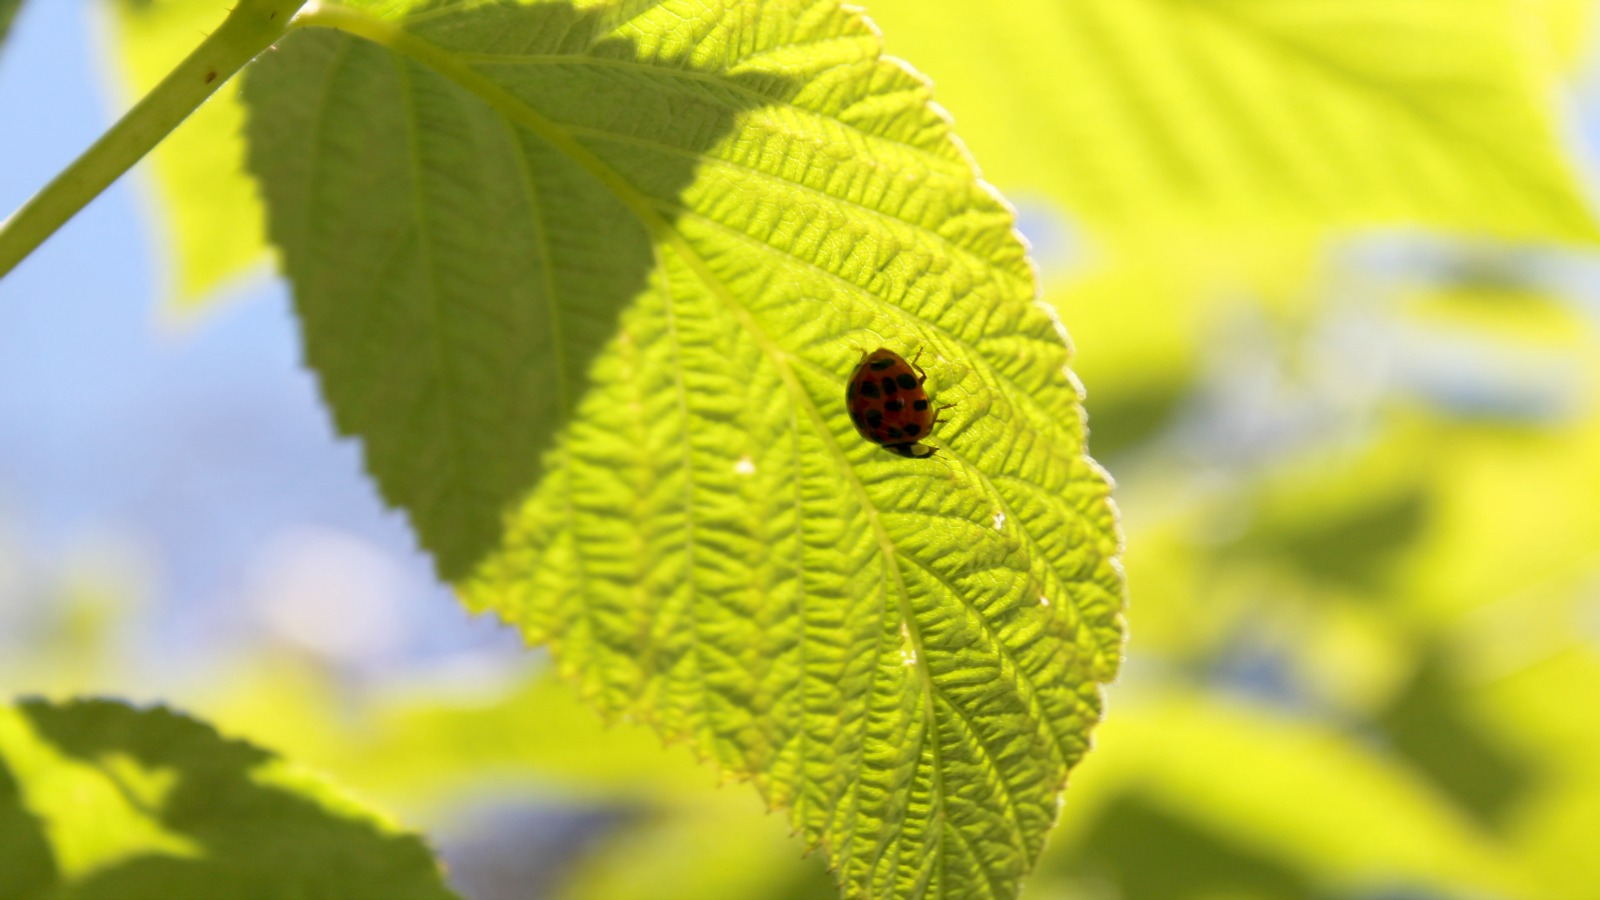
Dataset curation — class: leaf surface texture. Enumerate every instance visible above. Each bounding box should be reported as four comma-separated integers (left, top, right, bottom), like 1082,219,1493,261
243,1,1125,896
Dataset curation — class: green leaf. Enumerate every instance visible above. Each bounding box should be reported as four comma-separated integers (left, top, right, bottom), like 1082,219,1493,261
1534,0,1598,69
1479,643,1600,897
0,697,458,900
0,0,20,52
857,0,1599,242
1037,694,1533,898
106,0,272,308
241,1,1125,897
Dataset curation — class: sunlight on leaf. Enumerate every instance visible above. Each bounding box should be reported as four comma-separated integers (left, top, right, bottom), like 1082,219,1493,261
0,698,457,900
0,711,201,887
1481,650,1600,897
1043,694,1533,898
106,0,271,309
242,1,1126,896
1534,0,1598,69
858,0,1599,242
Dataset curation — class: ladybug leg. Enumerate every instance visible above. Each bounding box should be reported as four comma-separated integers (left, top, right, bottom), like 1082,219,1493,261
909,348,928,384
931,402,955,428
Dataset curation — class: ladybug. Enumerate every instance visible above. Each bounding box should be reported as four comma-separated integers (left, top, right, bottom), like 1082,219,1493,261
845,347,945,458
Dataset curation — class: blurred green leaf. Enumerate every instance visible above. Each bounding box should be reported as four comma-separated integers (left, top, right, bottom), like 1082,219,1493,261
1400,378,1600,623
858,0,1598,243
1039,694,1533,898
1237,483,1433,593
241,1,1124,897
566,798,838,900
1379,650,1538,829
218,667,726,811
0,0,20,52
106,0,271,309
1077,377,1189,461
1479,648,1600,896
1534,0,1598,68
1064,794,1330,900
0,698,457,900
0,751,56,900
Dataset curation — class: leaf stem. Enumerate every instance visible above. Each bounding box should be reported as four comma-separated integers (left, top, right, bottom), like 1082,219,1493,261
0,0,307,280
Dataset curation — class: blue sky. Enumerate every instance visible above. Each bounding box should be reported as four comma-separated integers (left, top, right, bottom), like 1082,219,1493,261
0,0,524,681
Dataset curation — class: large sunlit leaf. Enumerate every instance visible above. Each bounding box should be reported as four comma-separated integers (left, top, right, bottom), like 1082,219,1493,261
105,0,271,308
858,0,1599,242
241,0,1125,897
0,698,457,900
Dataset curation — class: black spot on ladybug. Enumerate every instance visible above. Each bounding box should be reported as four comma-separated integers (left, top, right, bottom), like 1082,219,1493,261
860,381,880,399
881,377,898,395
913,399,928,411
886,426,903,439
897,373,917,390
903,423,920,436
851,410,864,426
866,410,883,426
885,398,905,412
870,357,895,371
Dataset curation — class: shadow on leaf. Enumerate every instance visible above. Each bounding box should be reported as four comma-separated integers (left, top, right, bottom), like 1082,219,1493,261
244,0,797,579
1052,793,1330,900
0,752,58,900
6,698,455,900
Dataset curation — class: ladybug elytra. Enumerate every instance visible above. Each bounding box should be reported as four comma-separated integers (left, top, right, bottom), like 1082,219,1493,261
845,347,946,459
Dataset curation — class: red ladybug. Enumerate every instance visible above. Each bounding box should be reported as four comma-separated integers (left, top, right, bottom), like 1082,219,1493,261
845,347,945,459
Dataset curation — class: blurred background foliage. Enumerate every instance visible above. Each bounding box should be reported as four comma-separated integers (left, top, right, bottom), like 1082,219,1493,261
3,0,1600,898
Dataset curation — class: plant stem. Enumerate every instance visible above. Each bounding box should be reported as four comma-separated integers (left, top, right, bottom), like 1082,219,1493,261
0,0,308,280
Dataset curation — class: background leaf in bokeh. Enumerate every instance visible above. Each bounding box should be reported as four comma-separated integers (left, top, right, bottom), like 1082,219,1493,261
0,697,457,900
1534,0,1597,69
241,0,1125,897
0,0,21,53
859,0,1598,242
1035,695,1533,899
104,0,271,309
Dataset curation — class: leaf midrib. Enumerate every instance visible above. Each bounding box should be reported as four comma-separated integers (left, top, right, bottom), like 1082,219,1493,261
393,56,476,538
297,12,1110,685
